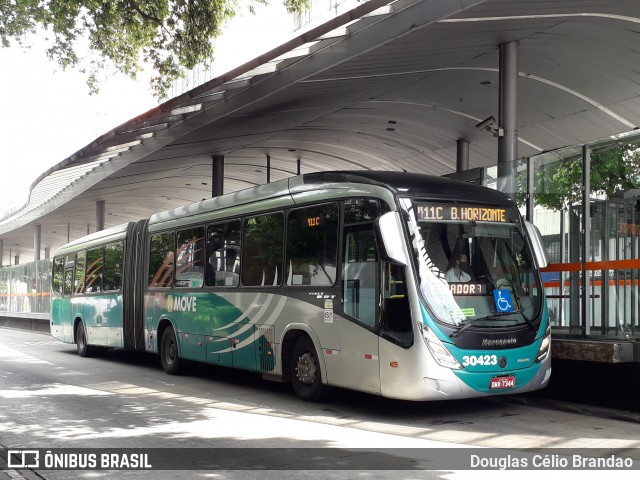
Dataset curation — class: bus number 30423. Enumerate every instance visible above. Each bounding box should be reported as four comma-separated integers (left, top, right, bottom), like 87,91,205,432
462,355,498,367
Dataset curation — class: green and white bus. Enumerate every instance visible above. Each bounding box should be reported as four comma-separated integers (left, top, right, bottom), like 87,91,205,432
51,171,551,401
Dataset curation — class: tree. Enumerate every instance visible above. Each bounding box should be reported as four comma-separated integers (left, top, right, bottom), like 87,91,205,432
1,0,309,99
532,143,640,211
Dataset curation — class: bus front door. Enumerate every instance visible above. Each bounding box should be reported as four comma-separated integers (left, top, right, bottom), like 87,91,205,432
341,226,381,394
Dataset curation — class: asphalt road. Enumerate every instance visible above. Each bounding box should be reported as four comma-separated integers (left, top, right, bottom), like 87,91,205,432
1,327,639,480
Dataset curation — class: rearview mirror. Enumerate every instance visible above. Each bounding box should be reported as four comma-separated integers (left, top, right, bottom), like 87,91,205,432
375,212,408,266
524,220,549,268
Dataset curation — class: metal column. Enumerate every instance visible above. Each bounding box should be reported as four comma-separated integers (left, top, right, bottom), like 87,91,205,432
266,155,271,183
456,139,469,173
525,157,534,222
212,155,224,197
96,200,105,232
34,224,41,261
581,145,591,336
498,41,519,199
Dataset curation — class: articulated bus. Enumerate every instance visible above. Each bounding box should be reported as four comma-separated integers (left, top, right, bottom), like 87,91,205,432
51,171,551,401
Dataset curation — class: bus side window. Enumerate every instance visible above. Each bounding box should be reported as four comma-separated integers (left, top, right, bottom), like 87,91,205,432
206,220,241,287
63,268,74,297
175,227,205,288
74,251,86,294
104,242,124,291
149,232,175,288
242,213,284,287
85,247,104,293
52,257,64,294
286,203,338,286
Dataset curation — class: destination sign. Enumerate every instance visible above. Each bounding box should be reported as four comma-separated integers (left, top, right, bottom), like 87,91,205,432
416,203,508,223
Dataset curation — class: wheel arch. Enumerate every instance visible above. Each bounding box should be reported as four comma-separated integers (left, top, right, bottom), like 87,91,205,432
281,324,326,384
73,316,85,344
157,317,178,355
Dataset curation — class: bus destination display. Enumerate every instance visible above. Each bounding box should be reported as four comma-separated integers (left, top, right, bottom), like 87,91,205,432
416,203,507,223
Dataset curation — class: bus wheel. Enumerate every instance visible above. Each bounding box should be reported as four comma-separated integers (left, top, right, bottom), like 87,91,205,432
76,322,92,357
160,327,182,375
291,336,329,402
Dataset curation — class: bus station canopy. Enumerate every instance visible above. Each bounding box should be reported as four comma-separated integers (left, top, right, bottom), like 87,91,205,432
4,0,640,263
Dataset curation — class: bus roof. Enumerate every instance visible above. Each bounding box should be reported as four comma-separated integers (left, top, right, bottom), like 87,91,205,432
53,222,131,257
148,171,515,228
299,171,513,203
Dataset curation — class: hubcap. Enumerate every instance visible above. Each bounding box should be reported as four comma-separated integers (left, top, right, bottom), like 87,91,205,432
295,352,317,385
166,339,176,365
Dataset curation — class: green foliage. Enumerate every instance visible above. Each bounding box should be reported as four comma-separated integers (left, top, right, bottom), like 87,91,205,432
283,0,310,14
1,0,306,98
532,143,640,211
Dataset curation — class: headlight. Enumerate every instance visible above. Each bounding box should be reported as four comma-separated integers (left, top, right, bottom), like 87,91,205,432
535,326,551,362
419,323,462,370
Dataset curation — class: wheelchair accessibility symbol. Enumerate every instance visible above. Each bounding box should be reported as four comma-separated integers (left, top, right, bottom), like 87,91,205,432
493,289,515,313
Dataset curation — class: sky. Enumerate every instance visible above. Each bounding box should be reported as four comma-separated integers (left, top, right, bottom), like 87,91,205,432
0,36,158,215
0,2,295,218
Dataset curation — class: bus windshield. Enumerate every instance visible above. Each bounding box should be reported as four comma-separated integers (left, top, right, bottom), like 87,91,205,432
401,198,543,329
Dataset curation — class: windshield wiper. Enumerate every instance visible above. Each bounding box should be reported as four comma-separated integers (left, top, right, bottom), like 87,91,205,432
450,317,482,338
450,310,536,338
484,310,537,332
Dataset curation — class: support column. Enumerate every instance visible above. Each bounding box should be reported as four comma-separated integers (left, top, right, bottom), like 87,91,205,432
498,41,519,199
44,247,50,260
34,225,41,261
297,158,301,175
525,157,534,222
14,255,19,265
212,155,224,197
266,155,271,183
456,139,469,173
0,239,3,267
581,144,591,336
96,200,105,232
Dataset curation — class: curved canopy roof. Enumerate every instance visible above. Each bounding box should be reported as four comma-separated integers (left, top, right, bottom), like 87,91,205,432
3,0,640,263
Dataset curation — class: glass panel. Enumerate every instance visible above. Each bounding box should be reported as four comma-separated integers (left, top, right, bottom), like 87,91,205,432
74,251,86,294
242,213,284,287
381,262,412,347
286,203,338,286
175,227,205,288
104,242,124,291
64,269,74,296
149,232,175,288
0,260,51,314
531,147,583,332
52,257,64,294
206,221,241,287
344,198,380,224
343,226,378,328
85,248,103,293
587,143,640,337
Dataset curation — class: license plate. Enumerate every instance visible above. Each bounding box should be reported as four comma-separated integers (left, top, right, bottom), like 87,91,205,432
490,375,516,390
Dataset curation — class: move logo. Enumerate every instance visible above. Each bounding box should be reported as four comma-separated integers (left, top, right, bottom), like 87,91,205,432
166,295,197,313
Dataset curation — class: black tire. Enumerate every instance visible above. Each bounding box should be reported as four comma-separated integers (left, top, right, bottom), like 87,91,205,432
290,336,330,402
160,327,182,375
76,322,92,357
